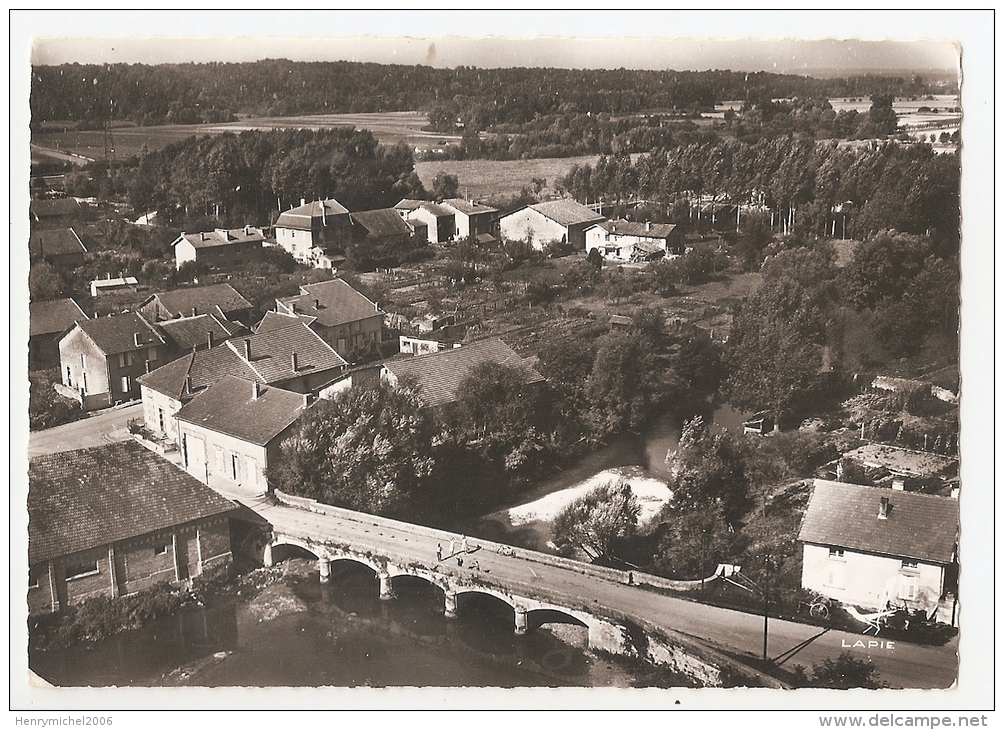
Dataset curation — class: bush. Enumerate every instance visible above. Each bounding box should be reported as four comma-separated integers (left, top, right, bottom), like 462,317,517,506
29,370,85,432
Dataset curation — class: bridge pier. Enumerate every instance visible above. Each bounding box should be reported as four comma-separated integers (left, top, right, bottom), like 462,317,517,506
318,558,331,583
514,608,528,635
263,542,274,567
378,573,396,600
444,591,458,618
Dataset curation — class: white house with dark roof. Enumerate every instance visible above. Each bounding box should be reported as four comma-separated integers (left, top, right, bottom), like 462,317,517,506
798,479,959,620
440,198,499,241
395,199,457,243
498,200,604,251
29,297,88,370
584,219,684,261
137,321,346,445
172,227,266,271
175,376,309,495
273,278,383,359
28,441,238,614
273,198,351,266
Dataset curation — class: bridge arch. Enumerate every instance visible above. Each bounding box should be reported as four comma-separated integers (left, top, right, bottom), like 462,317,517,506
452,586,518,610
526,607,590,631
268,536,321,564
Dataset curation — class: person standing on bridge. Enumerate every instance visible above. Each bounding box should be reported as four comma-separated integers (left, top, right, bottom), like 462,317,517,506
461,535,469,554
449,538,456,557
436,543,443,561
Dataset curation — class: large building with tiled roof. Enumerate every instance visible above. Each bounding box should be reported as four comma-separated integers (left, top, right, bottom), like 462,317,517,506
274,198,351,266
381,337,544,409
584,219,684,261
440,198,499,241
172,227,265,272
175,376,309,495
139,283,254,327
499,199,604,251
57,311,166,410
29,298,88,370
28,227,87,268
137,321,346,444
28,441,238,614
798,479,959,617
275,278,383,360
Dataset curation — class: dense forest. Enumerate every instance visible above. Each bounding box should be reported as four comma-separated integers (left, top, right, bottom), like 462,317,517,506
31,59,940,130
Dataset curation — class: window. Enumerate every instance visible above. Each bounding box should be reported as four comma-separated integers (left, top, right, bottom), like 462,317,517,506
154,543,169,556
231,454,240,481
65,559,100,581
824,561,845,589
899,574,919,600
182,434,189,467
158,408,165,432
118,352,134,368
66,366,73,387
828,548,845,559
120,375,132,394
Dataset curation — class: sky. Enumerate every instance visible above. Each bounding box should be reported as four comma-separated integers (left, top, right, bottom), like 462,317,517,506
19,10,962,74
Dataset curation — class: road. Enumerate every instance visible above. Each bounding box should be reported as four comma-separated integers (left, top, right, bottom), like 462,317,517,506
26,402,142,457
232,491,958,690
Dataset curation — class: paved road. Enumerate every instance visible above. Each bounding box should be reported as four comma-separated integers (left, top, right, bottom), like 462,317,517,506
231,492,958,690
26,402,142,457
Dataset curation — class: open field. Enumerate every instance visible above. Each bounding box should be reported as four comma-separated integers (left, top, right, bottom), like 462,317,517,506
31,111,460,161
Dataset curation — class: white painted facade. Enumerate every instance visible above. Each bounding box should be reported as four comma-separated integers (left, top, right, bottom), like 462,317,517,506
498,207,568,250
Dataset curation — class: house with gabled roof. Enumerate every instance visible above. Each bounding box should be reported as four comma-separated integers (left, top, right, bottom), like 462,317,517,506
29,227,87,268
175,376,309,495
498,200,604,251
137,321,346,445
156,313,248,357
57,311,166,410
30,198,84,230
274,278,383,360
798,479,959,620
29,298,88,370
395,199,457,244
172,227,266,272
380,337,544,410
349,208,415,251
440,198,499,241
274,198,351,267
28,441,238,614
139,283,254,327
584,219,684,261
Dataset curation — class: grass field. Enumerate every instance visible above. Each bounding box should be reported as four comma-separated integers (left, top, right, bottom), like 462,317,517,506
31,111,460,162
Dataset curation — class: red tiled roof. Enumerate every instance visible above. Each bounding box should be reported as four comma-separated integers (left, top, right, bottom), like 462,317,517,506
28,441,237,565
144,284,252,318
383,337,543,408
798,480,959,564
30,298,88,337
278,278,382,329
28,228,87,258
529,200,604,227
175,375,307,446
75,311,165,355
275,199,349,230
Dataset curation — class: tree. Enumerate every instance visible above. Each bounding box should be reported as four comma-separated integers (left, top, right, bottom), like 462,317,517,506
810,652,888,689
735,211,773,271
271,381,436,516
552,480,641,561
28,263,66,302
651,500,734,580
668,417,753,523
432,171,460,200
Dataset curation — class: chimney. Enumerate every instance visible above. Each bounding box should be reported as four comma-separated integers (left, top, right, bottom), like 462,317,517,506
201,232,207,241
892,478,905,491
243,338,252,361
207,330,215,349
321,200,327,226
646,220,652,232
133,332,141,346
878,496,890,520
291,352,298,371
314,298,320,310
244,225,251,236
252,381,261,399
301,198,306,207
185,374,193,394
192,306,198,317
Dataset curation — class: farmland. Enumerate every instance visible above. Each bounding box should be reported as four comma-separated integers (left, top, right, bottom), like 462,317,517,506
415,156,618,201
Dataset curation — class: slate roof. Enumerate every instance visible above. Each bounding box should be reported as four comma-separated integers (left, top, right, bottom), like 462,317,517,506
275,199,349,230
28,228,87,258
594,219,678,239
156,313,247,351
145,284,252,318
255,311,316,334
530,200,605,227
75,311,165,355
798,480,959,564
350,208,414,239
277,278,382,329
176,228,265,250
138,321,346,399
175,375,308,446
394,199,424,212
383,337,544,408
30,298,88,338
442,198,498,216
28,441,237,565
30,198,83,220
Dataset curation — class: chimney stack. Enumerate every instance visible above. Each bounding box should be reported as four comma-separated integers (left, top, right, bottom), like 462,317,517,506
301,198,306,207
243,338,252,361
244,225,251,236
207,330,215,349
314,298,320,310
291,352,298,372
192,306,198,317
878,496,890,520
321,200,327,226
252,381,261,399
185,374,193,394
646,220,652,232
